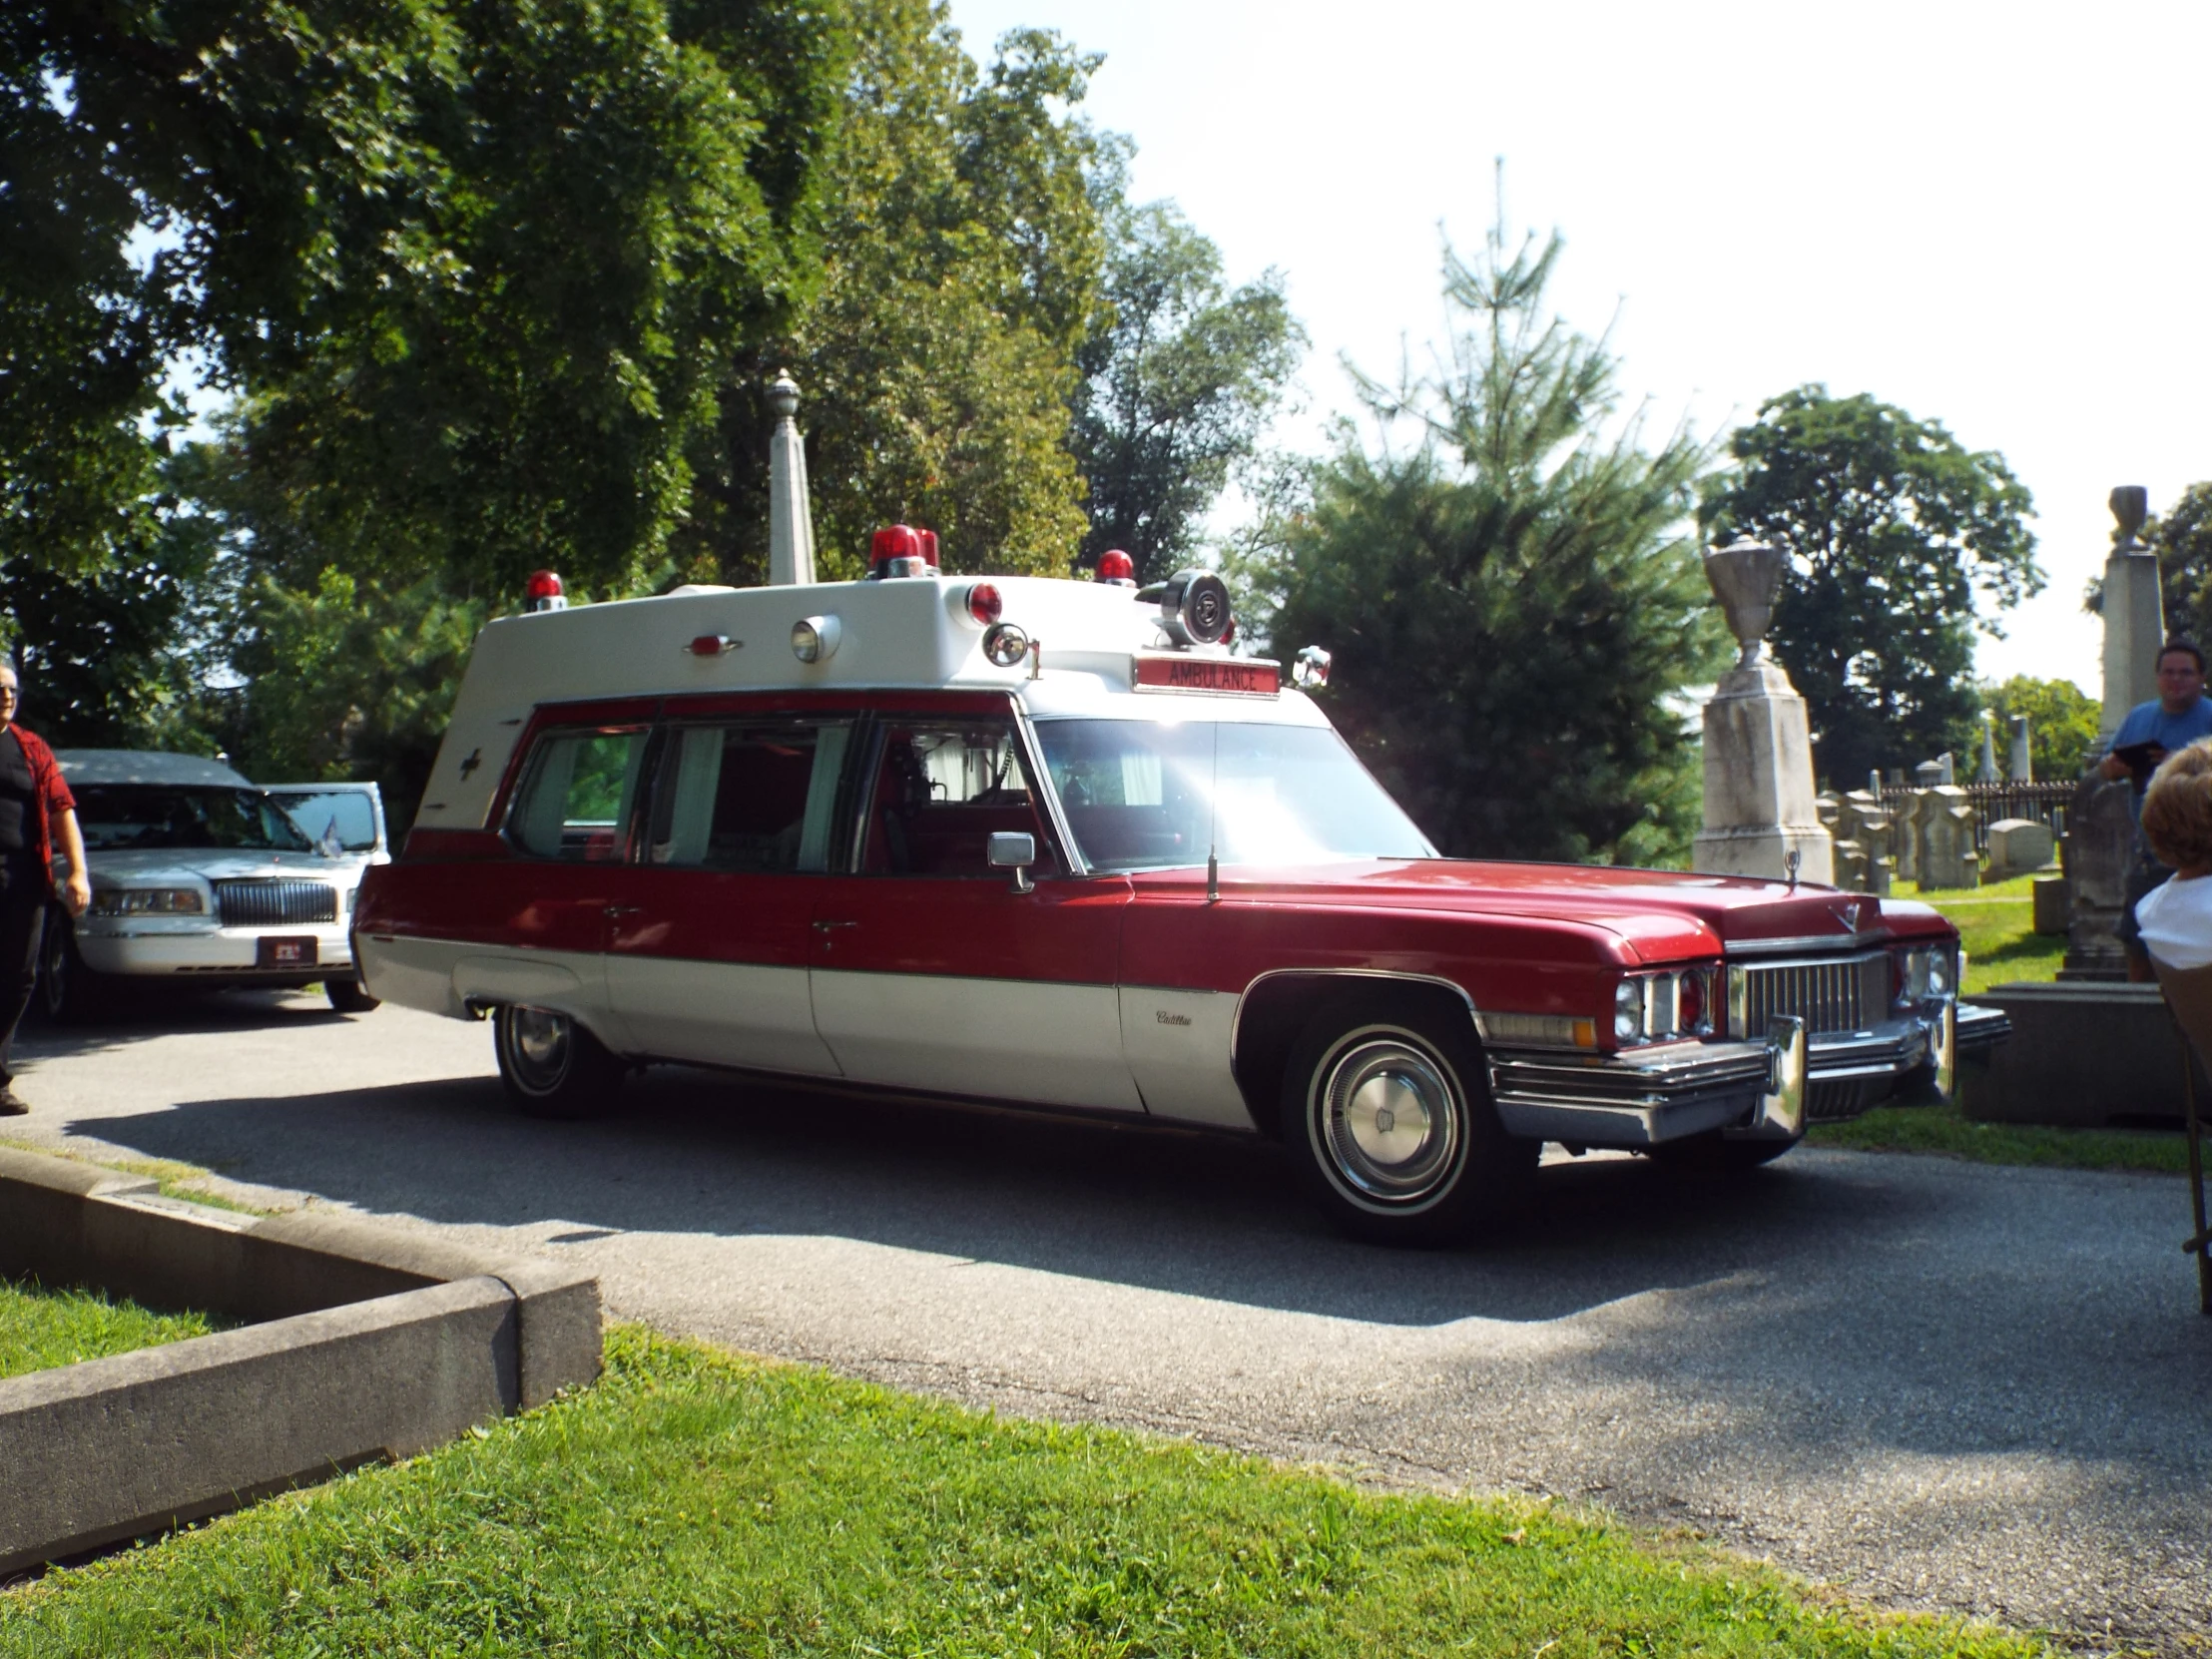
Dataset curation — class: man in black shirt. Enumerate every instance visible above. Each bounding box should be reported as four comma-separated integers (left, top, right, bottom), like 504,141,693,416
0,664,91,1113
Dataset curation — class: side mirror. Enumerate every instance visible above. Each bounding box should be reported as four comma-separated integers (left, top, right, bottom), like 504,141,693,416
986,831,1036,894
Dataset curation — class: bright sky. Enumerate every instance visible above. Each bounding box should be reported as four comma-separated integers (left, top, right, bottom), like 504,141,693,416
948,0,2212,698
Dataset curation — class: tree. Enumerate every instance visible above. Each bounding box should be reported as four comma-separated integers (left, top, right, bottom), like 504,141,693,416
1699,387,2041,789
2144,482,2212,647
1069,202,1304,584
676,9,1117,582
1982,676,2100,783
1251,224,1729,866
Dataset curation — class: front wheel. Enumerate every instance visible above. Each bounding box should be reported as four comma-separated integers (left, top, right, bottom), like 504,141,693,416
493,1004,623,1119
1283,992,1536,1246
36,910,107,1025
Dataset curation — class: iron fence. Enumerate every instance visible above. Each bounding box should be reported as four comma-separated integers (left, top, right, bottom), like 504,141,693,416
1874,782,2076,855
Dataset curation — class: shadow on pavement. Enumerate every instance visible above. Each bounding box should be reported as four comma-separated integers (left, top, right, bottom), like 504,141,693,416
88,1060,1933,1329
20,989,353,1062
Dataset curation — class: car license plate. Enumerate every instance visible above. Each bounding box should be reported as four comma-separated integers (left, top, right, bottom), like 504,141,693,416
257,935,318,968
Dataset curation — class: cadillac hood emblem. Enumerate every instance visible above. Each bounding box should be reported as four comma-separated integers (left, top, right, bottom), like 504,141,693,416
1835,899,1867,932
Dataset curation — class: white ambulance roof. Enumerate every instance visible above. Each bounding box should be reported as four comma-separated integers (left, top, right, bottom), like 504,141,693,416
415,574,1328,831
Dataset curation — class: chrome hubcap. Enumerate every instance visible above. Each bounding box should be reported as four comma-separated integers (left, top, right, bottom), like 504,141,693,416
506,1006,571,1090
1316,1035,1461,1204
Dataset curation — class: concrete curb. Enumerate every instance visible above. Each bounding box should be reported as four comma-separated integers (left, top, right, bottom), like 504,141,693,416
0,1146,601,1575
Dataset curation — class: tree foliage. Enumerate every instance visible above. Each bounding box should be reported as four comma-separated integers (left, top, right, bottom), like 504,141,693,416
1981,675,2100,784
1699,387,2041,789
2142,482,2212,648
1249,226,1727,866
1069,201,1303,585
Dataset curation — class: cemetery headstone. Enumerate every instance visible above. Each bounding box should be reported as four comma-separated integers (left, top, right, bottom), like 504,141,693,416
1985,818,2056,881
1918,786,1980,890
2059,776,2137,979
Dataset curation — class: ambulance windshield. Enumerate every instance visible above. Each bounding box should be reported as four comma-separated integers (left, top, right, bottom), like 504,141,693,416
1034,721,1434,872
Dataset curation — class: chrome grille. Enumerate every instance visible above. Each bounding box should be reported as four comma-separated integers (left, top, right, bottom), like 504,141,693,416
1732,952,1890,1038
213,878,337,927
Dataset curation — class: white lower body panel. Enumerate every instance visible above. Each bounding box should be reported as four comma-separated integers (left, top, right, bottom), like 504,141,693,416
358,935,608,1037
607,956,840,1076
1118,986,1254,1130
811,969,1144,1113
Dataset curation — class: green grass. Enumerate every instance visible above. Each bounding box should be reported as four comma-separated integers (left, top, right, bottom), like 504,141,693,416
0,1327,2045,1658
0,1137,268,1216
0,1277,221,1382
1811,1102,2197,1175
1891,878,2061,995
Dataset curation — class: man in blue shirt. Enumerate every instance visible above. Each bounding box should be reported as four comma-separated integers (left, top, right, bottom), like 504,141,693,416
2100,639,2212,977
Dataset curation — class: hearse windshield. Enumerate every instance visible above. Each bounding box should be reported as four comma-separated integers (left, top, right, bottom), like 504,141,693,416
73,785,318,853
1034,720,1435,871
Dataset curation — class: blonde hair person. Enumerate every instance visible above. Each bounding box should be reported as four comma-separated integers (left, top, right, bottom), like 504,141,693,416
2132,739,2212,969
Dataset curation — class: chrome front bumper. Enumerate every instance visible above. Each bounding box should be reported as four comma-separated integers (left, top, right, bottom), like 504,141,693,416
1488,997,2009,1149
75,923,354,980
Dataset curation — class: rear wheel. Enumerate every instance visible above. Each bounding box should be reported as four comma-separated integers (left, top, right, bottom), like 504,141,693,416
493,1004,622,1119
324,976,380,1014
1283,991,1536,1246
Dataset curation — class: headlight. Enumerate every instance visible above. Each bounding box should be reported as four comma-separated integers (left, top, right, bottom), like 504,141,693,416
1928,946,1952,995
91,887,206,916
1614,977,1645,1043
1893,944,1953,1005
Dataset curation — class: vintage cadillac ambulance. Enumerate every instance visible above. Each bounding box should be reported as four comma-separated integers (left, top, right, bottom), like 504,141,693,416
355,539,2007,1244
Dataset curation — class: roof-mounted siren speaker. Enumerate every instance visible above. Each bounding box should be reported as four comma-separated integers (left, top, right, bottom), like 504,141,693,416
868,524,939,580
1155,568,1233,647
1095,549,1137,588
524,570,567,613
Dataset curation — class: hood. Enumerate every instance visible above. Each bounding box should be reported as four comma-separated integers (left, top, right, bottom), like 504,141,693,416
1168,857,1948,963
84,846,366,887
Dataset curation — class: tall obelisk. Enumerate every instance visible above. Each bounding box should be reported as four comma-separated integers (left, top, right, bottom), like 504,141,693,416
767,369,818,587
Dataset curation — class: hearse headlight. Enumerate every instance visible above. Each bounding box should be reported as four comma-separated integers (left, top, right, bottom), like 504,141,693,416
92,887,205,916
1614,977,1645,1043
1893,943,1955,1005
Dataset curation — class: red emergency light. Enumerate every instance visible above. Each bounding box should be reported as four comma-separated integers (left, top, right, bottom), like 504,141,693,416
869,524,940,579
524,570,567,613
964,582,1003,625
1096,549,1136,587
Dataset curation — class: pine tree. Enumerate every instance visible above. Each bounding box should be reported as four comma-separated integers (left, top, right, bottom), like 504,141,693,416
1252,219,1728,865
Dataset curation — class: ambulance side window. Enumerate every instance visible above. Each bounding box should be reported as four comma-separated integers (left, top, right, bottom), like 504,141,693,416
508,729,650,861
647,721,854,874
857,719,1057,877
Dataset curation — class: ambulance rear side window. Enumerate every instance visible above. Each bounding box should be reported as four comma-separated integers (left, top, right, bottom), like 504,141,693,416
508,729,649,860
647,721,854,873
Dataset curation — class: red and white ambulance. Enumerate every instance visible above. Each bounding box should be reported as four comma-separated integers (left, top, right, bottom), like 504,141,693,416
355,537,2006,1243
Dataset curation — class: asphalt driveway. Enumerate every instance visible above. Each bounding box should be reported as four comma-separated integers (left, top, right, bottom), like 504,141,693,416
9,992,2209,1651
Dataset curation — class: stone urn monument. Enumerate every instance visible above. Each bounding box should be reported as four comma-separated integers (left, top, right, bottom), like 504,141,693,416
1691,539,1836,884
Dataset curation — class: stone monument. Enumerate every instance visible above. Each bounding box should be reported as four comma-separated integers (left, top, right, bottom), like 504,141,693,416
1976,715,2001,783
1693,540,1835,884
2097,485,2162,739
2007,714,2032,783
2063,487,2162,978
767,369,818,587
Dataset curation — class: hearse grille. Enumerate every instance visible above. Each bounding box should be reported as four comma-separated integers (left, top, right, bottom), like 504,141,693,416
213,878,337,928
1732,952,1891,1039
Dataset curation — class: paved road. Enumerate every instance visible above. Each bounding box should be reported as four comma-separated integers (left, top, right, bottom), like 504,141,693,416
10,993,2210,1652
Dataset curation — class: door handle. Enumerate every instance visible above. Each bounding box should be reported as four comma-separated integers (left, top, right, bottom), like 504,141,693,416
604,904,644,918
812,919,858,932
